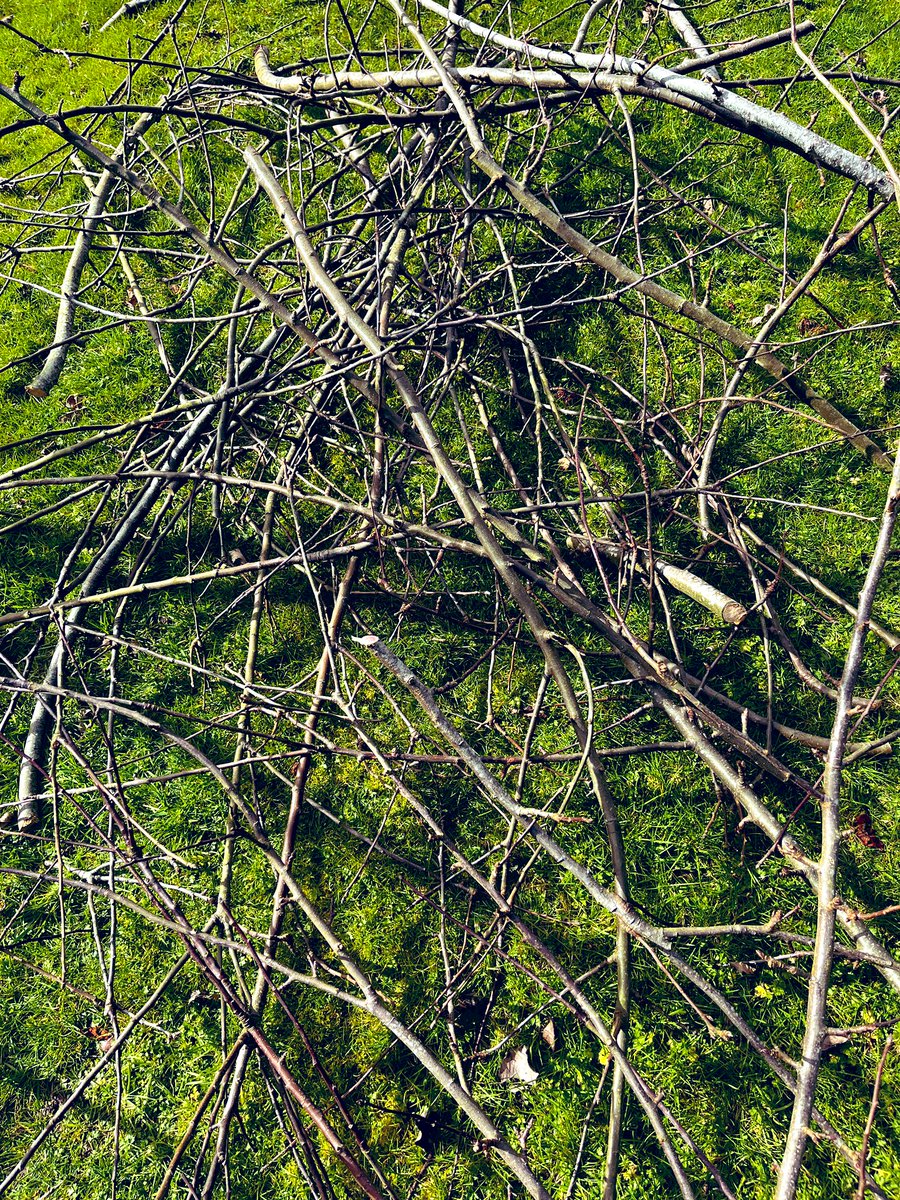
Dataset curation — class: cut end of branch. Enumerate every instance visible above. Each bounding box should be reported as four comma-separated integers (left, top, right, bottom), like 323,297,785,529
17,800,39,832
722,600,749,625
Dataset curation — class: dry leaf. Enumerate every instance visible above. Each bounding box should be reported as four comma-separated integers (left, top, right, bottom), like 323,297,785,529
798,317,829,337
499,1045,539,1084
731,960,759,977
88,1023,115,1053
541,1019,557,1051
852,808,885,852
553,387,577,403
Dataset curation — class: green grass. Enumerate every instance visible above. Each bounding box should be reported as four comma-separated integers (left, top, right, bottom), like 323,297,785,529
0,0,899,1197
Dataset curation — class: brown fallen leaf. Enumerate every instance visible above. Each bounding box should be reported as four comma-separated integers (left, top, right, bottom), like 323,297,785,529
731,960,759,977
853,808,885,852
499,1045,539,1084
798,317,829,337
88,1023,115,1054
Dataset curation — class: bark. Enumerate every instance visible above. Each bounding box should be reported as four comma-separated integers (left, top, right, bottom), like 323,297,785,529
415,0,894,198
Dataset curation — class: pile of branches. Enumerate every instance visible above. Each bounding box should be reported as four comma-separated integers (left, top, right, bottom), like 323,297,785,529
0,1,899,1196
